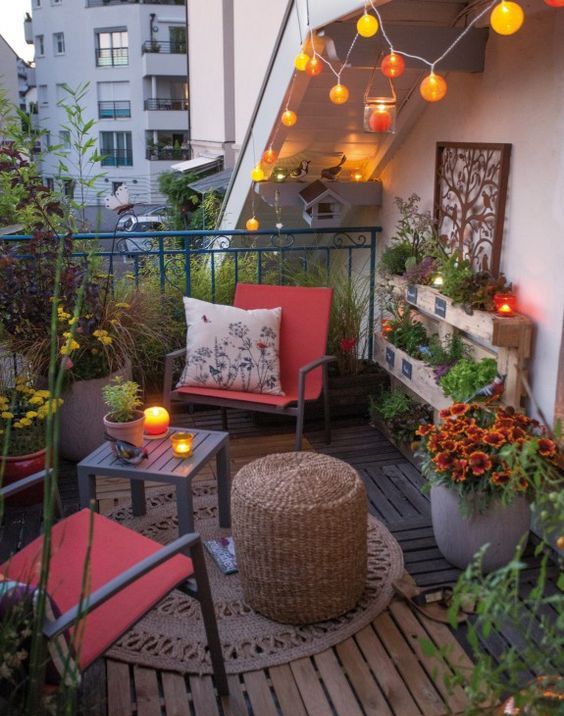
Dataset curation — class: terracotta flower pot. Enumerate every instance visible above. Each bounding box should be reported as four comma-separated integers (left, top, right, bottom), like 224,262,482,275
0,448,46,506
58,362,131,461
103,410,145,448
430,484,530,573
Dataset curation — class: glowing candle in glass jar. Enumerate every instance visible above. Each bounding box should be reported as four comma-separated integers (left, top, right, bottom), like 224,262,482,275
143,406,170,436
171,432,194,458
381,318,393,335
493,292,517,316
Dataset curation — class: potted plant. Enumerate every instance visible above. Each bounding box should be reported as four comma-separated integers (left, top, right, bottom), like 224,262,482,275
0,376,63,504
102,377,144,447
415,402,559,572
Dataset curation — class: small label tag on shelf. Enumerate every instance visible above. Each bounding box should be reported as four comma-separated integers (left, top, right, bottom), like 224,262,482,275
407,285,418,304
401,359,412,379
434,297,447,318
385,346,395,368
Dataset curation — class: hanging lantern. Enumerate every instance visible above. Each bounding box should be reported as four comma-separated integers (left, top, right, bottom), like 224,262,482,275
381,52,405,79
272,166,288,182
305,56,323,76
262,147,277,164
357,12,379,38
368,105,393,132
294,51,310,71
246,217,260,231
364,67,397,133
420,72,448,102
490,1,524,35
250,164,265,182
544,0,564,5
281,109,297,127
329,83,350,105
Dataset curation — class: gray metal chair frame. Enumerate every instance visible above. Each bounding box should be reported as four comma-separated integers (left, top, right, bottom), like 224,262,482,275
0,470,228,696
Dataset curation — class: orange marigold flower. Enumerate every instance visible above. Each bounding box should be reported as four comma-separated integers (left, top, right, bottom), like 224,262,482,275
433,452,455,472
491,470,511,485
517,477,529,491
450,403,470,416
468,451,493,476
538,438,557,458
495,417,515,430
483,431,506,449
439,407,452,419
466,426,485,441
416,424,434,437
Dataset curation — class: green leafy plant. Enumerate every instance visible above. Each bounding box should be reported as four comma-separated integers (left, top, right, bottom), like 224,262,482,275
387,308,429,360
439,357,497,402
437,252,512,312
369,387,433,444
102,376,142,422
158,170,199,229
381,241,415,276
424,333,469,383
380,194,437,276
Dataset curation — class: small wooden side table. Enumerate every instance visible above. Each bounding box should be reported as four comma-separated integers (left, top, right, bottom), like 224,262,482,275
77,427,230,536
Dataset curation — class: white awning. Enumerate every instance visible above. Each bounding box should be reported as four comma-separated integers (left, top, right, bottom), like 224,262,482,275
171,156,223,173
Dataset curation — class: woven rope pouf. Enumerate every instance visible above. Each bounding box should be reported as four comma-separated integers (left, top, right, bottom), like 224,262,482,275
231,452,368,624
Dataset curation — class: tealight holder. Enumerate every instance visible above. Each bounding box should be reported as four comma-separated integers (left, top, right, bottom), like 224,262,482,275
493,292,517,316
143,406,170,439
170,432,194,458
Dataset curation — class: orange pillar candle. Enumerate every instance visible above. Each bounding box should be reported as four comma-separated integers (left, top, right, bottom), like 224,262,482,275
144,406,170,436
171,432,194,458
493,292,517,316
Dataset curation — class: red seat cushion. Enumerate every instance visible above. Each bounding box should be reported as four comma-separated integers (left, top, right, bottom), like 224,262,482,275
175,385,301,406
1,510,193,670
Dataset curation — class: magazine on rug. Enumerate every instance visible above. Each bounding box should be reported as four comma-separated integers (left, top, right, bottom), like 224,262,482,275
205,536,238,575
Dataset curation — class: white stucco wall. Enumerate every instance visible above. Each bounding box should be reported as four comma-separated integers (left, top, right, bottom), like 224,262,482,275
0,36,19,110
377,4,564,423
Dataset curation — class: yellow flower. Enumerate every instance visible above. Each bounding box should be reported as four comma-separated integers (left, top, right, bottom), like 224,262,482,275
68,316,78,325
13,422,24,429
1,412,14,419
93,329,108,338
29,396,44,405
115,302,130,309
26,411,38,419
98,336,113,345
35,390,51,399
20,418,32,427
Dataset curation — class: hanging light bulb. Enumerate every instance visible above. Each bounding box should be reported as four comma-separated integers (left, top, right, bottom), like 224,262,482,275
250,164,265,182
357,12,379,37
368,106,392,132
281,109,297,127
329,83,350,104
544,0,564,5
381,52,405,79
420,72,448,102
272,166,288,182
352,171,364,182
246,217,260,231
305,56,323,76
294,50,310,71
490,1,525,35
262,146,277,164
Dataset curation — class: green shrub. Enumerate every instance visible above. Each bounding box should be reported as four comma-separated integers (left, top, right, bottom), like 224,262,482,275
102,376,142,422
369,387,433,444
381,242,415,275
440,357,498,402
387,313,429,359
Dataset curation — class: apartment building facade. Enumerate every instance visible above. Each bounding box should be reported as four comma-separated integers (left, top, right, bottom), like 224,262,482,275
27,0,189,207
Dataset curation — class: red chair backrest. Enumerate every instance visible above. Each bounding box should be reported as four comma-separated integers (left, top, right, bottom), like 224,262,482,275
234,283,333,399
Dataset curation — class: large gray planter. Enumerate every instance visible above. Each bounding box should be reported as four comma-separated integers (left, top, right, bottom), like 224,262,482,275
430,484,530,573
59,362,132,462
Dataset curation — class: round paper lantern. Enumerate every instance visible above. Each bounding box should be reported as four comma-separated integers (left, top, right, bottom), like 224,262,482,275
544,0,564,5
381,52,405,79
281,109,297,127
419,72,448,102
368,109,392,132
262,147,277,164
305,56,323,76
250,164,265,182
246,217,259,231
490,1,524,35
357,12,379,38
329,83,350,105
294,51,310,71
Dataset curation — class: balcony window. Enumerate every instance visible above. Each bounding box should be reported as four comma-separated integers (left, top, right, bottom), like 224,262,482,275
38,84,48,106
59,130,71,148
53,32,65,56
100,131,132,167
96,29,128,67
169,26,186,53
35,35,44,57
97,81,131,118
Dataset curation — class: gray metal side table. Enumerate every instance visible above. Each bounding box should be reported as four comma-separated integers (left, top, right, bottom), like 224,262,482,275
77,427,231,536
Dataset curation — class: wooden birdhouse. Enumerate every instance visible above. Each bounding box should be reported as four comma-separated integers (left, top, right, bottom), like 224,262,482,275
298,180,350,228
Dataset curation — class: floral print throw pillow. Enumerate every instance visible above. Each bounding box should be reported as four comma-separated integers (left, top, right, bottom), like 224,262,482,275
178,298,284,395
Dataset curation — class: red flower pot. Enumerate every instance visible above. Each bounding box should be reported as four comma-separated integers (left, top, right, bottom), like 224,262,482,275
1,448,46,506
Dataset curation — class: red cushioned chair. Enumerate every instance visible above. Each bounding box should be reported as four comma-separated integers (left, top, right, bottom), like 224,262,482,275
0,470,228,695
163,283,335,450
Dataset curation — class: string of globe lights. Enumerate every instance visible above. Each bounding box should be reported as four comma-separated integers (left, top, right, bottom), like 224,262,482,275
245,0,563,231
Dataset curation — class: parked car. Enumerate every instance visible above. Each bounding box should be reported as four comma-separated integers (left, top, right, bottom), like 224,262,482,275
116,206,171,233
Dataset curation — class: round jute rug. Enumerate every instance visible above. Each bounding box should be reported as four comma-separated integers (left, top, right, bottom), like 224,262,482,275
105,482,404,675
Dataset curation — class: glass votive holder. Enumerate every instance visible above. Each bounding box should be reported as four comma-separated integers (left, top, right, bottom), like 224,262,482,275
170,432,194,458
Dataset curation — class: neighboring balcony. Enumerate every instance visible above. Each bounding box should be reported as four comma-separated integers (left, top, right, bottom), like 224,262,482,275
86,0,184,6
144,98,188,111
98,100,131,119
96,47,129,67
101,150,133,167
145,146,189,161
141,41,186,54
144,98,188,130
141,45,186,76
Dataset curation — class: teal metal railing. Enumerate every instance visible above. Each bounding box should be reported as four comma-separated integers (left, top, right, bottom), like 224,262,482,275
2,226,381,355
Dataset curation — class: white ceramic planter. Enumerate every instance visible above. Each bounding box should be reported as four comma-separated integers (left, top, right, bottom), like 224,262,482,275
58,362,131,461
103,410,145,448
430,484,530,573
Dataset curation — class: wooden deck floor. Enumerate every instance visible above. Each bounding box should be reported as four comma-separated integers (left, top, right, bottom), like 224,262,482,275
0,411,556,715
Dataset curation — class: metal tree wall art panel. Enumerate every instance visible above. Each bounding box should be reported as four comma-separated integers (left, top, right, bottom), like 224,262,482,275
434,142,512,276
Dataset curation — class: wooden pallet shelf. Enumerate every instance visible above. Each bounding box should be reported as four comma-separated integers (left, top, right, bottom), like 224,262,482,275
378,277,533,411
